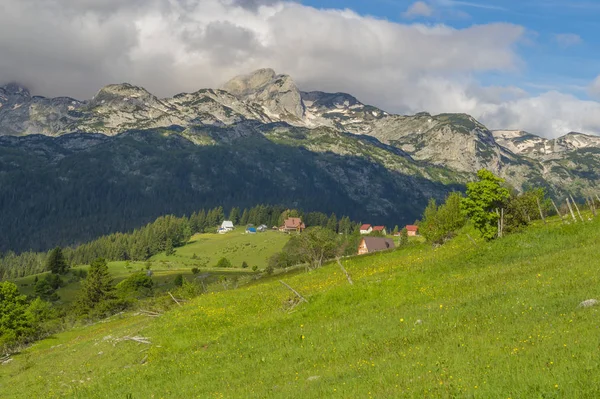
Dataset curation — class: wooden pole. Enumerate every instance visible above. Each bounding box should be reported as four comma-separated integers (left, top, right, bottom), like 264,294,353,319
336,258,353,285
570,195,584,222
587,197,597,217
536,198,547,224
566,198,577,222
589,197,597,217
496,208,501,238
501,208,505,237
279,280,309,303
551,199,564,222
168,291,182,307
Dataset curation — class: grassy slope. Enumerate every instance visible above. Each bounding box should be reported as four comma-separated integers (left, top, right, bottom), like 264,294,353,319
151,231,291,268
12,232,289,304
2,219,600,398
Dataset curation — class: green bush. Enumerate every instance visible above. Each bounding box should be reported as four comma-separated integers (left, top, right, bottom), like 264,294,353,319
215,258,232,268
241,261,249,269
191,267,200,275
174,274,184,287
116,272,154,299
420,192,466,244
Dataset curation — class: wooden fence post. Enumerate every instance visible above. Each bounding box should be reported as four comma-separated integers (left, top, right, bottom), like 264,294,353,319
566,198,577,222
551,199,565,223
570,195,585,222
536,198,547,224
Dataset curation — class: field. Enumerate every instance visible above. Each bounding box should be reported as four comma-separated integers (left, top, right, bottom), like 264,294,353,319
12,231,290,304
3,218,600,398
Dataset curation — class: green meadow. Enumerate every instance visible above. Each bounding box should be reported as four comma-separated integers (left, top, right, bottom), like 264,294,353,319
2,217,600,398
12,231,290,305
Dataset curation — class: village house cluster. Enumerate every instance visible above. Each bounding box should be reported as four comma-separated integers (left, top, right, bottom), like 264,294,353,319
218,218,418,256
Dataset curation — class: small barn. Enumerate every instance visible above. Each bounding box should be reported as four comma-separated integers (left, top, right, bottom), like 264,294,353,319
359,224,373,235
358,237,395,255
218,220,235,234
405,225,419,236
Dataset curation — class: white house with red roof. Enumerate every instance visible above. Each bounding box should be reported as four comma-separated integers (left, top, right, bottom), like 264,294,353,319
405,225,419,236
359,224,373,235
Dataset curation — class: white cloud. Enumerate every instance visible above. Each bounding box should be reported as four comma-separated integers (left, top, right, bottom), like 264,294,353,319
402,1,434,19
555,33,583,48
0,0,598,138
589,76,600,98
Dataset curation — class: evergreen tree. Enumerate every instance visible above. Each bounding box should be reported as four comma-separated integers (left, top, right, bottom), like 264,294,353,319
393,225,399,235
165,238,175,256
326,213,338,232
229,207,240,224
46,247,68,275
240,209,250,225
399,228,409,246
174,274,184,287
75,258,115,314
34,278,59,302
197,209,207,233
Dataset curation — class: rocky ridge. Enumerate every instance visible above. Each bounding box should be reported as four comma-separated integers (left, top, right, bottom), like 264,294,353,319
1,69,600,195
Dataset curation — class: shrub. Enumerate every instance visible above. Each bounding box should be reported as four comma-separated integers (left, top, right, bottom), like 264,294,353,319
420,192,466,244
252,265,258,272
241,261,249,269
215,258,232,268
174,274,184,287
116,272,154,299
191,267,200,275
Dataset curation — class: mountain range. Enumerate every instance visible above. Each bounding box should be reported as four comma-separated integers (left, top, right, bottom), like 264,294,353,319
1,68,599,252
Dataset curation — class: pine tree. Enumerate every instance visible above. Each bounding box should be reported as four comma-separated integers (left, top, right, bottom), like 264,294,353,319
393,225,399,235
75,258,115,314
46,247,68,275
165,238,175,256
399,228,409,246
240,209,249,225
326,213,338,232
229,207,240,224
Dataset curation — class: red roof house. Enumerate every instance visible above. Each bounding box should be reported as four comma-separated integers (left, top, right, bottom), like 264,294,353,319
405,225,419,236
280,218,305,233
359,224,373,234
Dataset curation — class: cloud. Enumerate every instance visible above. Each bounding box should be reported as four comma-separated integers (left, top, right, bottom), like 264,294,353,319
402,1,434,18
590,76,600,98
0,0,598,138
555,33,583,48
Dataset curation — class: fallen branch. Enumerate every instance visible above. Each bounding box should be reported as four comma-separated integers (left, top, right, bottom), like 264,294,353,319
466,234,478,247
336,257,353,285
168,291,182,307
138,310,162,317
279,280,309,303
119,336,151,345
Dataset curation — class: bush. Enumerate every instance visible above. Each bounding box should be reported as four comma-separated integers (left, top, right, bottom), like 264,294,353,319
215,257,232,268
174,274,184,287
116,272,154,299
252,265,258,272
241,261,249,269
191,267,200,275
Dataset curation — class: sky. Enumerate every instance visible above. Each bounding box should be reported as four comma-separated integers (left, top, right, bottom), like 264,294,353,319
0,0,599,138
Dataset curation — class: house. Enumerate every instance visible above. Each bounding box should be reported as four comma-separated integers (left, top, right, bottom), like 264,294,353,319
372,226,387,235
246,227,257,234
406,225,419,236
257,224,268,232
359,224,373,235
357,237,395,255
279,217,306,233
218,220,235,234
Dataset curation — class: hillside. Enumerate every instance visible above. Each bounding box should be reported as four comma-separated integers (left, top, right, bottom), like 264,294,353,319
11,231,290,304
2,69,600,252
2,218,600,398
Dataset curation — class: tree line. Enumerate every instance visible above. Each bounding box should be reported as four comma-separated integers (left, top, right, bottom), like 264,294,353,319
0,204,359,281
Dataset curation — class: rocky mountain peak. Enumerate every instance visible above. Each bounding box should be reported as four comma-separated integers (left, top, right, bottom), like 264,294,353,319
221,69,304,121
0,83,31,101
91,83,156,105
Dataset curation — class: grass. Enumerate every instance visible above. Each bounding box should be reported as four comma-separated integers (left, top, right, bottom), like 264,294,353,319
151,231,290,269
12,231,289,306
3,218,600,398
